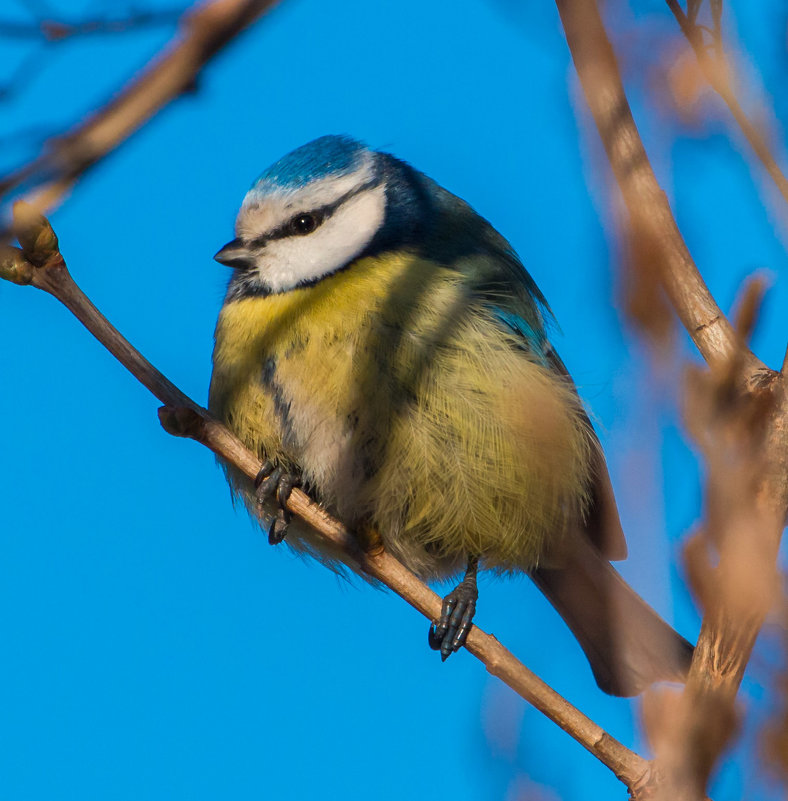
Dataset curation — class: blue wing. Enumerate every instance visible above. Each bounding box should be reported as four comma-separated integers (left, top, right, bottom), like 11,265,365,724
490,307,551,366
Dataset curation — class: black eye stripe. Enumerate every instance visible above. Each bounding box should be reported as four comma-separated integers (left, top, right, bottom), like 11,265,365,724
249,177,381,248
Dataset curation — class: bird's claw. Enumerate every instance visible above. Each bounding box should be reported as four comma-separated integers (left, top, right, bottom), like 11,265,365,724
254,460,281,502
428,581,478,660
254,461,299,545
267,508,289,545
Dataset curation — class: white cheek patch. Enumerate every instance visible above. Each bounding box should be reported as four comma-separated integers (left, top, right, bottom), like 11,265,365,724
237,157,376,240
254,185,386,292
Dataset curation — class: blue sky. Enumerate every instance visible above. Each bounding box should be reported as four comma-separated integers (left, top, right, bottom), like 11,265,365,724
1,0,787,798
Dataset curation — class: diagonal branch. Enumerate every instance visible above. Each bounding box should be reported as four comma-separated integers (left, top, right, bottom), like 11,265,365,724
665,1,788,207
1,208,655,797
0,0,280,226
554,0,759,376
554,1,788,797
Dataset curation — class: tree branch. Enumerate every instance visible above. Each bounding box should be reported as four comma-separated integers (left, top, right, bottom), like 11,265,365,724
554,1,788,797
665,0,788,207
554,0,760,376
0,8,185,41
1,207,656,796
0,0,280,225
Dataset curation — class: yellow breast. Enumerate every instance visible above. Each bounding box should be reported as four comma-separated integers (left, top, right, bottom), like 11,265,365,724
209,252,417,469
210,252,594,579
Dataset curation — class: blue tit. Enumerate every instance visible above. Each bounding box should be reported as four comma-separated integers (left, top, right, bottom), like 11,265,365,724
209,135,693,695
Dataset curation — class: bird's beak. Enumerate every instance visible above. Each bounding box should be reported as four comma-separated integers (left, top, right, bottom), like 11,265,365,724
214,238,253,269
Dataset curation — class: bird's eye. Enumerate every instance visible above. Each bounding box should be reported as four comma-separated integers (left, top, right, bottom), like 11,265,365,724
288,213,320,236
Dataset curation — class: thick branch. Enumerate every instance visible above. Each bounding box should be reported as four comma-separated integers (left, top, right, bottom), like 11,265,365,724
1,212,653,795
555,2,788,797
554,0,761,376
0,0,279,217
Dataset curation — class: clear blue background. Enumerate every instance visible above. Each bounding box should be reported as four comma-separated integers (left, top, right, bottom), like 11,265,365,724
1,0,787,798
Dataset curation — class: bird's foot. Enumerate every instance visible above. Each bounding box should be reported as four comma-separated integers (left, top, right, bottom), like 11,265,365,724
254,460,299,545
428,561,479,661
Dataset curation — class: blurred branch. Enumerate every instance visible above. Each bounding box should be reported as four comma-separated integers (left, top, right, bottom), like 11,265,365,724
645,279,785,800
0,8,184,41
0,4,179,100
556,0,761,376
665,0,788,207
0,6,184,101
0,0,280,234
0,206,657,798
554,1,788,797
554,0,755,376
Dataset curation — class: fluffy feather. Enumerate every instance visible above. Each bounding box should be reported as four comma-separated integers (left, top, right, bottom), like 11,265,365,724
210,252,594,578
209,135,693,695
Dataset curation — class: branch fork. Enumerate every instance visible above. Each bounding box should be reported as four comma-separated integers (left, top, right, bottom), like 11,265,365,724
3,2,787,795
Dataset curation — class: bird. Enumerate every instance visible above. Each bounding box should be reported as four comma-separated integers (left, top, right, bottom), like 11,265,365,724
209,134,693,696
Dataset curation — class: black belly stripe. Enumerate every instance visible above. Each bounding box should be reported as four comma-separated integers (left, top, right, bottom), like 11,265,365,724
261,356,296,447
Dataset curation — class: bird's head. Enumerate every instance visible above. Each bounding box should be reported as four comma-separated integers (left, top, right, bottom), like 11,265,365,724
216,135,427,298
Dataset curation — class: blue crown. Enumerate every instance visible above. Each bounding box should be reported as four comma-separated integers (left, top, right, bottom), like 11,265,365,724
249,135,368,194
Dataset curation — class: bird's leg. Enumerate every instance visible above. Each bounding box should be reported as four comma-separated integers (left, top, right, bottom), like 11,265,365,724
428,555,479,661
254,460,300,545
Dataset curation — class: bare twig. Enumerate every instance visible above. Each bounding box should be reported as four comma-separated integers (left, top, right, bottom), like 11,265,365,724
1,206,657,796
554,0,757,375
643,277,781,800
0,8,184,41
647,298,782,799
554,1,788,797
665,0,788,207
0,0,280,223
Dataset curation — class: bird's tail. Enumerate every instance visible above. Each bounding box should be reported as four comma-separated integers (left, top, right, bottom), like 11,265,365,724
532,536,694,697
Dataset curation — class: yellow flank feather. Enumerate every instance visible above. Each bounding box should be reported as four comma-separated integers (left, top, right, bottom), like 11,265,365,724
209,251,594,579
